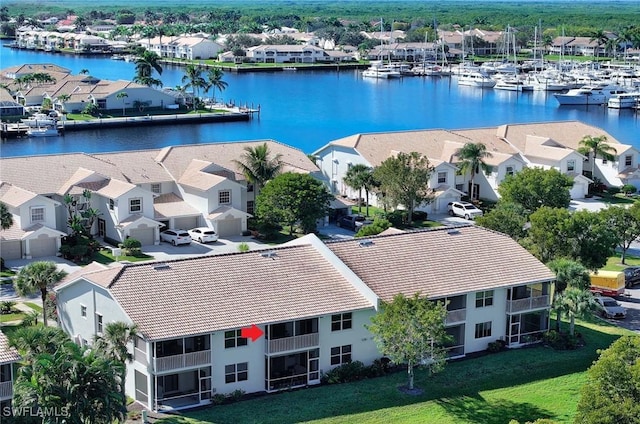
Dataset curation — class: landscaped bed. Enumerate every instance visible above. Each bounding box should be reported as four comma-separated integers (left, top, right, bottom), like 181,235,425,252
155,318,628,424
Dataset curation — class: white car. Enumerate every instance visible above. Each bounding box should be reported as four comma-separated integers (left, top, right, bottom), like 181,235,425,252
160,229,192,246
594,296,627,319
188,227,219,243
448,201,484,220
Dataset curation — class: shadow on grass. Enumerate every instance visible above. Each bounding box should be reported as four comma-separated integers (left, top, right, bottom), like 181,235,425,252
436,395,554,424
157,321,625,424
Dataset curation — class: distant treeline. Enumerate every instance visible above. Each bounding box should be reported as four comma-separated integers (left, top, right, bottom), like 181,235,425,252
3,1,640,35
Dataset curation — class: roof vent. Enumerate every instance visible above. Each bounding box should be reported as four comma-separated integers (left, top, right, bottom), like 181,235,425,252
260,250,277,259
358,239,374,247
447,229,461,235
153,263,171,270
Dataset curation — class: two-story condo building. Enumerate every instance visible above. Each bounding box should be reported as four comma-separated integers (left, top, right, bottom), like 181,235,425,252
55,226,555,412
313,121,628,207
0,141,319,259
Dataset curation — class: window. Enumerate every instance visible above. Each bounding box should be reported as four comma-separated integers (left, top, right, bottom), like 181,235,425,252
81,305,87,318
330,345,352,365
455,184,464,192
247,184,254,193
129,198,142,213
331,313,352,331
506,166,514,176
625,155,633,167
566,160,575,172
30,206,45,223
437,172,447,184
109,199,114,210
96,313,103,334
151,183,161,194
224,329,247,349
225,362,248,383
219,190,231,205
475,321,492,339
247,200,254,215
475,290,494,308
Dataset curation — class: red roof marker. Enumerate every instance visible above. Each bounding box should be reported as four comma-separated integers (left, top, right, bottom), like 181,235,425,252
241,324,264,342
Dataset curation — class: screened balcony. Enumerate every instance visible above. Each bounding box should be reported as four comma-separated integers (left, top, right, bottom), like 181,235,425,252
152,335,211,372
265,318,319,355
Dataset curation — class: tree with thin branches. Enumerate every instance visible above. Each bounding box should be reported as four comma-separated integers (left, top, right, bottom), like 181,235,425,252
457,142,492,201
14,261,67,327
577,135,616,179
233,143,283,197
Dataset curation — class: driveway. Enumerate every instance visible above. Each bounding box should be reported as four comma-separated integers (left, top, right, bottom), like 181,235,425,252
144,235,267,261
614,286,640,333
568,199,610,212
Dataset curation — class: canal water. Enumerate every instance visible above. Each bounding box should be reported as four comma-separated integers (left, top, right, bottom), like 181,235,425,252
1,42,638,158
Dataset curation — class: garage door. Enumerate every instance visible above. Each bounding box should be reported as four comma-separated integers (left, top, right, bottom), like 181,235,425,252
30,237,57,258
129,227,155,246
570,182,586,199
173,216,198,231
217,218,242,237
0,240,22,260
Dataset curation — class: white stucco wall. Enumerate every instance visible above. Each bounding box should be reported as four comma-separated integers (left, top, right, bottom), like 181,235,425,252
463,289,509,354
18,196,58,230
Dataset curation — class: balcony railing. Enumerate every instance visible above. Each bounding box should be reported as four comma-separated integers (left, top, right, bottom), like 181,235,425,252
0,381,13,399
152,350,211,372
446,308,467,324
266,333,319,354
507,295,550,313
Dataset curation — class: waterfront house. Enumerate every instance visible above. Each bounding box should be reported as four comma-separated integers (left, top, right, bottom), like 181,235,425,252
54,226,554,412
139,36,223,60
245,45,353,64
0,141,319,248
0,332,20,411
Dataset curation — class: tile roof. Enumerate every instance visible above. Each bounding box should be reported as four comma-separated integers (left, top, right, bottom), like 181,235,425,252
0,331,21,364
93,244,374,341
326,226,555,302
0,182,38,207
154,193,200,218
178,160,228,190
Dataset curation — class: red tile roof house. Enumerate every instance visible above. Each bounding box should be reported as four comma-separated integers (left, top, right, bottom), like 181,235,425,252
0,141,319,258
54,226,554,412
0,332,21,412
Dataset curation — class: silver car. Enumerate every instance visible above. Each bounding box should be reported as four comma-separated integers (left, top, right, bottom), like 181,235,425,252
594,296,627,319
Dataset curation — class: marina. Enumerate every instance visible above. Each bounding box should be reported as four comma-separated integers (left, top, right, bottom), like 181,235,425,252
1,41,639,158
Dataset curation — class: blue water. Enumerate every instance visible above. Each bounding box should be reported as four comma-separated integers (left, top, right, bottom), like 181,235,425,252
1,43,638,158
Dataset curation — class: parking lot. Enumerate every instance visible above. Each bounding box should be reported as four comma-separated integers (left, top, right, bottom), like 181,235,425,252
613,286,640,333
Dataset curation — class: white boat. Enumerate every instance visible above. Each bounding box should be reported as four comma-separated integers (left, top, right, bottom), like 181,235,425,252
21,112,57,127
362,61,402,79
608,92,640,109
27,126,59,137
554,85,629,106
413,63,443,76
494,78,534,92
457,71,496,88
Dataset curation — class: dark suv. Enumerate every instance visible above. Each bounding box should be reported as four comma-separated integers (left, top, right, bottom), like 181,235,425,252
623,266,640,288
337,215,372,231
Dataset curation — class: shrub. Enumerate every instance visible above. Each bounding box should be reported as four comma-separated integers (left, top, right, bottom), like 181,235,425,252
412,210,428,221
383,210,408,227
487,339,507,353
607,186,621,195
321,361,367,384
366,357,392,378
1,300,16,314
212,393,227,405
621,184,637,196
237,242,250,252
229,389,245,402
542,330,582,350
355,218,391,237
120,238,142,256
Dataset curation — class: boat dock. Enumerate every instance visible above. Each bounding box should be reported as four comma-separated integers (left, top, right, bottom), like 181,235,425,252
1,123,29,139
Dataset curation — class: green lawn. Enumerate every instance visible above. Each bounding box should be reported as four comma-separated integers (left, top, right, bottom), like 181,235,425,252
0,270,16,278
24,302,42,313
593,193,636,205
157,319,628,424
92,249,154,265
601,254,640,272
0,312,26,323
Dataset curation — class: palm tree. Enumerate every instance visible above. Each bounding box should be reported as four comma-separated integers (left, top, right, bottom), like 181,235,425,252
589,29,609,58
205,67,229,102
0,201,13,230
547,259,591,331
14,261,67,327
8,325,69,361
233,143,284,197
79,68,90,75
93,321,138,407
56,93,70,112
116,91,128,116
343,164,373,215
553,287,600,336
457,142,492,201
134,50,163,87
577,135,617,178
181,64,206,110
